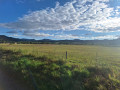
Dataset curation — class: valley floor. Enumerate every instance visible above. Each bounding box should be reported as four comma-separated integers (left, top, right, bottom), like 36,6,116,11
0,44,120,90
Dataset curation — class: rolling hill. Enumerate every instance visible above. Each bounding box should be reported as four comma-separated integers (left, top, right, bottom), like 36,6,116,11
0,35,120,46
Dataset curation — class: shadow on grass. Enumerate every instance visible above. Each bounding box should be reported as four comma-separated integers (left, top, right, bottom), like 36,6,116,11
0,49,120,90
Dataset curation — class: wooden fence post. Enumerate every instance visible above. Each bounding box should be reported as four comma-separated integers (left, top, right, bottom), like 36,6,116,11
96,52,98,67
66,51,67,59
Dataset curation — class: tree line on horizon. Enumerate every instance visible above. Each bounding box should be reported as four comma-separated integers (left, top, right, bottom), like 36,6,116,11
0,35,120,46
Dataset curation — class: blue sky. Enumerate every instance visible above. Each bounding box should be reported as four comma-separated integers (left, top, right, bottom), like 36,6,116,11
0,0,120,40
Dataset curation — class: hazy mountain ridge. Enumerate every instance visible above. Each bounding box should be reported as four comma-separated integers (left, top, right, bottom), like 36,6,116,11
0,35,120,45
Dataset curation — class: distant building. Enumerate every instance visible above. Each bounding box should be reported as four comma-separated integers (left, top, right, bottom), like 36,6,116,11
15,42,17,44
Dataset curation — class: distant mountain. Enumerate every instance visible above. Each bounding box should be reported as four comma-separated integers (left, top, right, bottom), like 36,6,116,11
0,35,19,43
0,35,37,43
0,35,120,46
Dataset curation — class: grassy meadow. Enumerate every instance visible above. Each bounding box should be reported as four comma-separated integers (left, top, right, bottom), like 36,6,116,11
0,44,120,90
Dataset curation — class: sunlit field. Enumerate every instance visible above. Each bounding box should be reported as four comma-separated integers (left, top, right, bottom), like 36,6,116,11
0,44,120,90
1,44,120,67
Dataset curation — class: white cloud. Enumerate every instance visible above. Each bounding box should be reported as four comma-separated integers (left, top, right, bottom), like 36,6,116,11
55,34,80,39
23,32,53,37
55,34,118,40
36,0,42,2
16,0,25,4
7,31,18,34
9,34,20,37
90,35,118,40
0,0,120,32
36,0,40,1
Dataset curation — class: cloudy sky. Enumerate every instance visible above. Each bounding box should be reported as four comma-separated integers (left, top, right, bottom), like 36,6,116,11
0,0,120,40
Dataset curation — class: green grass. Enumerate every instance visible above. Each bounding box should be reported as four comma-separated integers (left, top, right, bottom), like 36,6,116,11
0,44,120,90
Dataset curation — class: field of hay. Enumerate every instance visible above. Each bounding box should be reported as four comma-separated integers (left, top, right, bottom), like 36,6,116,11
0,44,120,90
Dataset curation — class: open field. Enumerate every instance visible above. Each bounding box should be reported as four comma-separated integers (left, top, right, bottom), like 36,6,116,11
0,44,120,90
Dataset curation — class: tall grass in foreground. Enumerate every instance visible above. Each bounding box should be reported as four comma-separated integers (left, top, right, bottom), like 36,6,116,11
0,44,120,89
